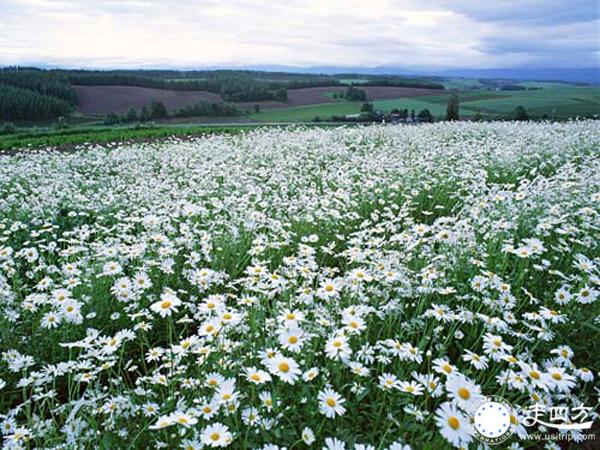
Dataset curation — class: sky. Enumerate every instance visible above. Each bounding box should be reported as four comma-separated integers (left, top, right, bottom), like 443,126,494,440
0,0,598,69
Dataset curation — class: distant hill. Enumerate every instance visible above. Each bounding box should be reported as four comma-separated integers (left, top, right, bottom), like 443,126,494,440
243,65,600,85
431,68,600,85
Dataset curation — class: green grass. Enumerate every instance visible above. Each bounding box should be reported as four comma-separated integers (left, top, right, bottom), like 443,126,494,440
461,86,600,117
439,77,484,90
4,86,597,145
250,102,363,122
514,81,573,89
0,122,355,151
0,125,256,151
338,79,369,85
249,86,600,121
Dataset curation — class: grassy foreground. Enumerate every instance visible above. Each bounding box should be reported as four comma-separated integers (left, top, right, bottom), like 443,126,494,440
0,125,257,152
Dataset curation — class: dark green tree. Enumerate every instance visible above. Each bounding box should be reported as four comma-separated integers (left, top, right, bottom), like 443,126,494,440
274,88,288,102
514,105,529,121
446,93,460,121
139,106,150,122
417,108,434,122
0,85,72,120
103,112,120,125
0,121,16,135
361,102,374,113
345,86,368,101
55,116,69,130
126,107,138,123
150,100,168,119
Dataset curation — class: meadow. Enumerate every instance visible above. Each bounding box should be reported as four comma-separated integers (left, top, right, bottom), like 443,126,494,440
250,86,600,122
0,122,599,449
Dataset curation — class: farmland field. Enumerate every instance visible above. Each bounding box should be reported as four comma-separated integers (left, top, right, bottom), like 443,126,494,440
250,86,600,122
67,82,600,122
72,85,444,116
0,122,599,449
73,86,222,115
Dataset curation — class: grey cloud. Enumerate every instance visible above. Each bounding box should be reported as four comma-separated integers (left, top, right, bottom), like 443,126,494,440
0,0,597,69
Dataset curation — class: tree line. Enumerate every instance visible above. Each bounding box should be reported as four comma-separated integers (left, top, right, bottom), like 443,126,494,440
0,68,76,103
65,71,289,102
0,85,73,121
103,100,242,125
0,69,76,120
0,67,446,122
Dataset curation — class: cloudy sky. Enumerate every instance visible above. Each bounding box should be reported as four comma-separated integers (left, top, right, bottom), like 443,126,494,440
0,0,598,69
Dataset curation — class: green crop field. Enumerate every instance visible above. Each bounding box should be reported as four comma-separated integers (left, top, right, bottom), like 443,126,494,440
0,124,258,151
250,102,362,122
461,86,600,117
249,85,599,122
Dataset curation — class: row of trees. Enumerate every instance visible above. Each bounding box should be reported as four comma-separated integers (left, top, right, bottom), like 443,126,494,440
103,100,241,125
173,101,241,118
66,71,289,103
59,69,444,102
103,100,167,125
0,69,76,120
0,85,73,120
340,86,368,101
0,68,76,103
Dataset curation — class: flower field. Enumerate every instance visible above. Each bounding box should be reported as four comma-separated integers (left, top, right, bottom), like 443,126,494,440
0,122,599,449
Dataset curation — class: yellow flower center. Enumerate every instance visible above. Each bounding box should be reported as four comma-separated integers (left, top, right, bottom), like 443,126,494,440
448,416,460,430
458,388,470,400
326,398,336,407
278,362,290,373
160,300,172,309
210,432,220,441
530,370,541,380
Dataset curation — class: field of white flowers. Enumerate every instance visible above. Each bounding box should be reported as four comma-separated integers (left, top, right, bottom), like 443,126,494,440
0,122,599,449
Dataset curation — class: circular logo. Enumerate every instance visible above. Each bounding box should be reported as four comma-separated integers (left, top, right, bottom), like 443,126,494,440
469,395,514,445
